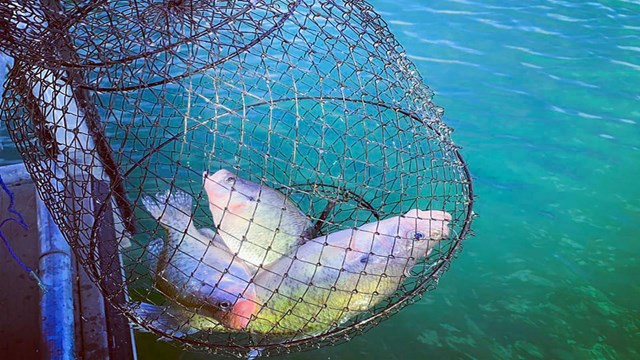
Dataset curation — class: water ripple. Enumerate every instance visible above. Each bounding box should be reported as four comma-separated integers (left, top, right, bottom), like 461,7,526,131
406,54,481,67
410,6,484,16
520,62,543,69
577,112,603,120
611,59,640,71
546,13,589,22
517,24,563,37
547,74,600,89
418,39,484,55
387,20,415,26
617,45,640,53
505,45,580,60
476,18,513,30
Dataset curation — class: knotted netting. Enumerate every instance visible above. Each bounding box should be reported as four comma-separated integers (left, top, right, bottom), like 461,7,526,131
0,0,474,356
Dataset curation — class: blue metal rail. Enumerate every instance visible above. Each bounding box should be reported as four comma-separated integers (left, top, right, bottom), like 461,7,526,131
37,196,75,360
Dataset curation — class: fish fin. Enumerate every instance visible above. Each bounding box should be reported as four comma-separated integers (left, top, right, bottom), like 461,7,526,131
199,228,238,254
197,229,261,274
128,302,199,338
198,227,218,244
141,194,164,220
142,190,193,230
146,238,164,276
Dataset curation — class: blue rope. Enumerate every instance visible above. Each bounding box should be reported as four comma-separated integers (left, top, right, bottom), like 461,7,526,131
0,174,46,292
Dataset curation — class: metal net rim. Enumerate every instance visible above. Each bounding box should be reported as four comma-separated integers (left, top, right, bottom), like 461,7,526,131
1,0,302,73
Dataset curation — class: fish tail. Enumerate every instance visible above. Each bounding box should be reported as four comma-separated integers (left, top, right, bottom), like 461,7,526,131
145,238,164,276
128,302,199,338
142,190,193,230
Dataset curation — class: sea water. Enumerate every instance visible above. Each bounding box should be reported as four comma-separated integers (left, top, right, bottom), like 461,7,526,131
2,0,639,359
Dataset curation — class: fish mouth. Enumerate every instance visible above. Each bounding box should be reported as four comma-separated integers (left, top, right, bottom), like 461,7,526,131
224,299,256,330
208,282,257,330
198,298,254,330
203,170,231,191
429,222,452,241
204,297,255,330
203,170,256,203
203,170,230,201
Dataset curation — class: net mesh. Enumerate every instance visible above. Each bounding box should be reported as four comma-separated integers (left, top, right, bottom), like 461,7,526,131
0,0,474,356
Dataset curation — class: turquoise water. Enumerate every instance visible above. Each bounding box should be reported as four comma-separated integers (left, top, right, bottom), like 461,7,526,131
3,0,640,358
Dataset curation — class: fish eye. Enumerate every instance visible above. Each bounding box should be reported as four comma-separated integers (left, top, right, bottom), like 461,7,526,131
359,255,369,264
225,176,236,184
218,300,232,311
410,231,426,240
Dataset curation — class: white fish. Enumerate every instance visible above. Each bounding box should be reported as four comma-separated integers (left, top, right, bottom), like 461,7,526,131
203,169,312,267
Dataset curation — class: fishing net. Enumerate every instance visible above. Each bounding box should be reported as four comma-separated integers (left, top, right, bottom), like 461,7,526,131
0,0,474,357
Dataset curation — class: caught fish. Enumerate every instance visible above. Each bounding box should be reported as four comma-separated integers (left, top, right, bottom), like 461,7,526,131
248,209,452,335
203,169,312,267
133,209,452,336
141,190,257,330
